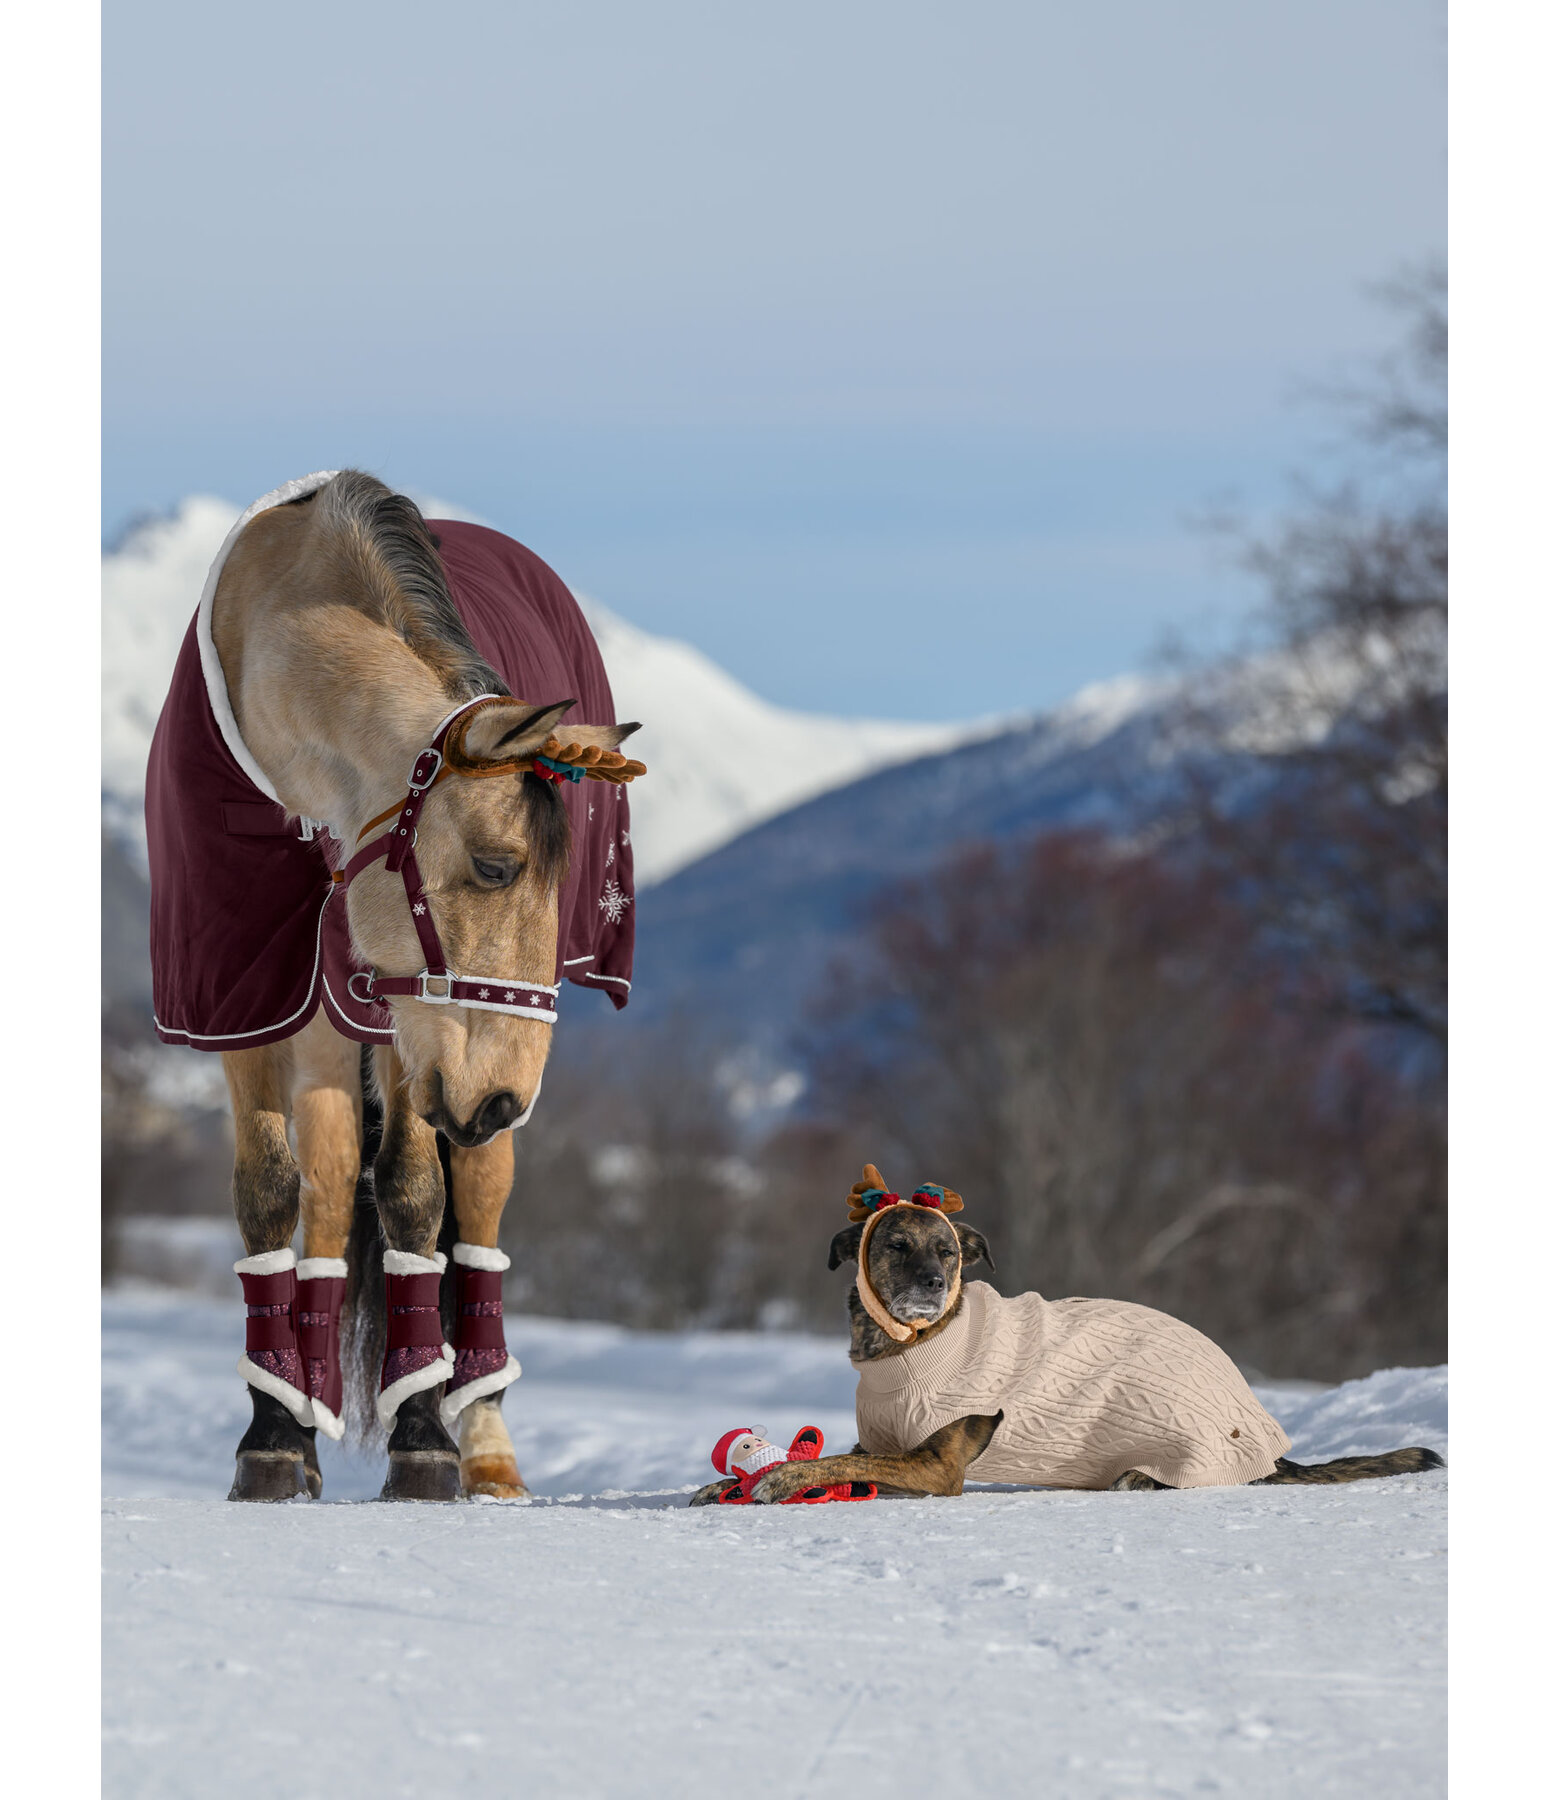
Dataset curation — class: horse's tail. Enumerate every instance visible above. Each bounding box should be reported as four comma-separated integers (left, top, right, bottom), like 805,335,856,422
342,1048,458,1447
343,1046,388,1448
1256,1448,1444,1485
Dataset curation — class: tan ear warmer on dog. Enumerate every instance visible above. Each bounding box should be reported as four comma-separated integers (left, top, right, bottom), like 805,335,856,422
847,1163,965,1345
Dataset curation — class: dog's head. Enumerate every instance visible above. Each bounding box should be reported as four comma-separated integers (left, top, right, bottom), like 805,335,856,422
828,1198,996,1329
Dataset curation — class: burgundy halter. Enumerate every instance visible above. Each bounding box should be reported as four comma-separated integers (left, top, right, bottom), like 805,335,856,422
333,695,562,1024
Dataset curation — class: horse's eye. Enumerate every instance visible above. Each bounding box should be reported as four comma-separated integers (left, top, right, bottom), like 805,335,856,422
472,857,518,887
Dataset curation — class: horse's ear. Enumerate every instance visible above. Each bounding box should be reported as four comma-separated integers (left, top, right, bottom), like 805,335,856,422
459,700,575,762
545,721,642,753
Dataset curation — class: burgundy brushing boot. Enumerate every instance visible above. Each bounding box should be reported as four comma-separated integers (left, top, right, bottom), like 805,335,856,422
229,1248,312,1501
378,1250,458,1502
296,1256,348,1446
440,1243,522,1431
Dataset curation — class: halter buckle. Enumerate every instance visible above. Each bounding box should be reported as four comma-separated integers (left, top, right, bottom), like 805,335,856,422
407,747,444,793
416,971,457,1003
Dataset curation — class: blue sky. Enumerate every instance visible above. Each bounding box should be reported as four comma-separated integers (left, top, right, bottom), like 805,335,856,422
104,1,1444,719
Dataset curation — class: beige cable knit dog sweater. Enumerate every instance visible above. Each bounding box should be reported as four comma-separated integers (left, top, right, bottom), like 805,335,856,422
854,1280,1290,1489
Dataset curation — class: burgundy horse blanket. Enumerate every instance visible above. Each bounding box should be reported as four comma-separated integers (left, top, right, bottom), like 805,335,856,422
146,478,636,1054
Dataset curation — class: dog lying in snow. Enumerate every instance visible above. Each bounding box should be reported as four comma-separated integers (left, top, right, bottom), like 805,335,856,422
691,1166,1442,1506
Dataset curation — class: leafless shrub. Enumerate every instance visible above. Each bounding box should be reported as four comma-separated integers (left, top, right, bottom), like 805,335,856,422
783,831,1443,1380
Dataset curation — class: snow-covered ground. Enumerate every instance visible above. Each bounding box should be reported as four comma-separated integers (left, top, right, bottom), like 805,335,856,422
104,1287,1445,1797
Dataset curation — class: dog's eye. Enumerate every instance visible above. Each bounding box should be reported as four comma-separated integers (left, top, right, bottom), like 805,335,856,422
472,856,519,888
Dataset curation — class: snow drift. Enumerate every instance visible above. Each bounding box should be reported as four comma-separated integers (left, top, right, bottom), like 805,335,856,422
102,1287,1446,1800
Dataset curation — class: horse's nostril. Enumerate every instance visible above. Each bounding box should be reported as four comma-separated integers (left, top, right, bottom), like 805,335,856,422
473,1090,519,1139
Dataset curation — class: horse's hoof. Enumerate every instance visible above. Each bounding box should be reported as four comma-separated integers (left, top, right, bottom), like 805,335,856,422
461,1453,529,1499
381,1450,461,1503
229,1451,311,1502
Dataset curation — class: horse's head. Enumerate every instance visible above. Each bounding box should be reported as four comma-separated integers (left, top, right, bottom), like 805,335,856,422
344,698,640,1146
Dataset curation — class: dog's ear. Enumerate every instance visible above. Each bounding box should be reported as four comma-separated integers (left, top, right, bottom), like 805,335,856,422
828,1224,865,1270
954,1225,996,1272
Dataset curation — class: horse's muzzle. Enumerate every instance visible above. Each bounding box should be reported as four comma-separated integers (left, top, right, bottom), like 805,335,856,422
423,1081,524,1148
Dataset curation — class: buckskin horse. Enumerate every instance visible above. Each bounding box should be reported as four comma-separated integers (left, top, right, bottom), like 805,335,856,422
146,470,645,1502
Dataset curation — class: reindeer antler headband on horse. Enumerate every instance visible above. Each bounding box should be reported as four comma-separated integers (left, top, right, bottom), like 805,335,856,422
846,1161,966,1344
333,692,647,1020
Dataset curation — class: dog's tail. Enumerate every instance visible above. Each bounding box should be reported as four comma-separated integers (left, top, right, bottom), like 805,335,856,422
1256,1447,1444,1485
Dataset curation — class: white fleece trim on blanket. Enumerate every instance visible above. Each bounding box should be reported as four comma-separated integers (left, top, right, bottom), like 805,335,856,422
309,1397,345,1442
296,1257,348,1280
377,1343,455,1428
237,1355,314,1426
382,1249,448,1277
197,470,338,800
452,1242,511,1271
439,1355,522,1432
234,1247,297,1277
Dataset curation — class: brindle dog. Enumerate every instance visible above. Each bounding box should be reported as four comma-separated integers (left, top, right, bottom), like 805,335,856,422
692,1205,1442,1505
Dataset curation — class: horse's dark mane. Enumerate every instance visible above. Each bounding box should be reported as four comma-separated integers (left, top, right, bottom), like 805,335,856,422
314,469,508,703
312,470,569,890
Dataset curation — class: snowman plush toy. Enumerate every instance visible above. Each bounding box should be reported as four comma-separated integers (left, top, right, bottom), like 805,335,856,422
699,1426,877,1505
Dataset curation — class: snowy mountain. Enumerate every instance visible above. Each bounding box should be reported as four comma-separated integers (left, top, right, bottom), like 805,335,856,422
101,494,986,884
570,668,1175,1061
579,601,994,882
566,612,1444,1061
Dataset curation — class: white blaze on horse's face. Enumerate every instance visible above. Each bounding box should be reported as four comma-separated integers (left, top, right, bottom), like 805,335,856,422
343,701,632,1147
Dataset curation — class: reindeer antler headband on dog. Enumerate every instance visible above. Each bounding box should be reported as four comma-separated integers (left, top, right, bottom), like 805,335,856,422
847,1162,966,1345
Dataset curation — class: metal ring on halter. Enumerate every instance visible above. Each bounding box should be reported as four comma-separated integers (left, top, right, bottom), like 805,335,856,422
416,971,457,1003
347,971,378,1003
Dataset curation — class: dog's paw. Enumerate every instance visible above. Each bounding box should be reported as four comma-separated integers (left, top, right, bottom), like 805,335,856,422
1109,1469,1169,1491
689,1477,741,1507
750,1463,818,1505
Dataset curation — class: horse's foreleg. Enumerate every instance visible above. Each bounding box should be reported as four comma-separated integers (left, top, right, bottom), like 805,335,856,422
288,1016,364,1482
371,1045,459,1501
444,1136,528,1498
222,1044,311,1502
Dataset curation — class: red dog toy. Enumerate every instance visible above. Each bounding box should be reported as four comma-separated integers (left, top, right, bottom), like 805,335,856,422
709,1426,877,1505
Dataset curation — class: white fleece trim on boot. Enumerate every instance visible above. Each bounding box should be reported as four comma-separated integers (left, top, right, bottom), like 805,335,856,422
237,1355,314,1425
309,1397,345,1442
297,1257,348,1280
234,1247,297,1277
439,1355,522,1432
451,1242,511,1272
382,1249,448,1277
376,1343,455,1428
